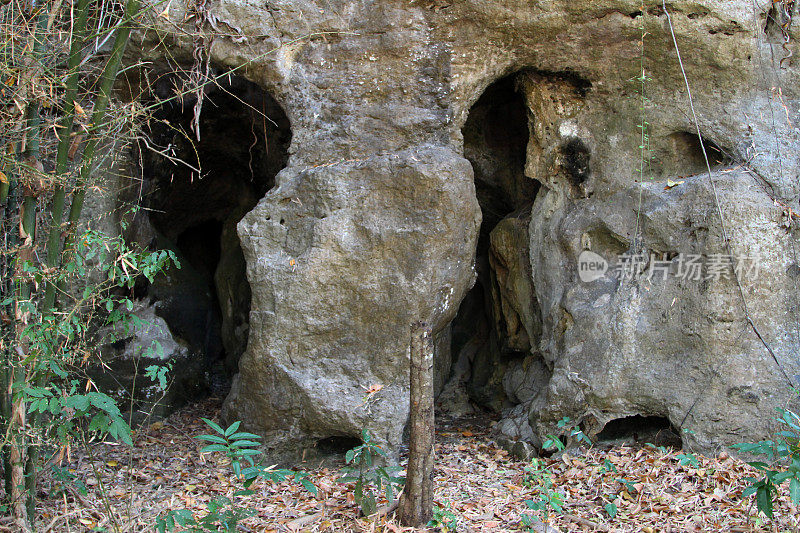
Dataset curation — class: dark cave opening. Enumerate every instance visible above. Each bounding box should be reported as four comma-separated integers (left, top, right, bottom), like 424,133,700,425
316,435,363,456
596,415,682,448
137,73,291,393
654,132,730,178
448,74,540,412
176,220,223,280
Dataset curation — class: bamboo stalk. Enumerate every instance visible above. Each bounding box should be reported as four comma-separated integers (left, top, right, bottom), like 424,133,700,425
0,174,18,505
60,0,141,281
42,0,91,313
17,5,50,522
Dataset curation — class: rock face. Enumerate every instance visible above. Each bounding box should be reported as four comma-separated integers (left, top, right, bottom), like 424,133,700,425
124,0,800,459
225,147,479,459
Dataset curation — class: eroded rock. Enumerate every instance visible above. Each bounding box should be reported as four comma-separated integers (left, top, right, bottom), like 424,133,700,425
109,0,800,458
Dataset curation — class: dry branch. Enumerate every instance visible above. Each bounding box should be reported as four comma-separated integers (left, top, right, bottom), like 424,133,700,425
397,321,435,527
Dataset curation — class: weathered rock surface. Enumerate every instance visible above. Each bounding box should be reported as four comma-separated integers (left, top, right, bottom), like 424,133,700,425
222,146,479,460
93,302,207,422
120,0,800,458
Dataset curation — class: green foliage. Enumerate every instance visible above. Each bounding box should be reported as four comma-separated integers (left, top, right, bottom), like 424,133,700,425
542,416,592,452
2,214,179,523
145,358,173,391
598,458,617,474
427,501,459,531
604,502,618,518
521,458,564,527
48,465,88,499
645,442,669,454
157,419,316,532
732,406,800,519
11,227,178,446
616,478,637,495
676,452,699,469
339,428,405,516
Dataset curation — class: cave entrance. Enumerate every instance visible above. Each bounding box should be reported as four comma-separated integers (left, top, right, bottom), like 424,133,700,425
138,73,290,392
447,74,540,412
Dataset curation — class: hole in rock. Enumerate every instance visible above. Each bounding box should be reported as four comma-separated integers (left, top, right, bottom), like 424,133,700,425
596,415,682,448
448,73,540,412
654,132,730,178
137,72,291,396
316,436,362,456
562,137,591,189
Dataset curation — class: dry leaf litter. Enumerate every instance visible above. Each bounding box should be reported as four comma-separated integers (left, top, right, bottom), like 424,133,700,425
21,398,800,532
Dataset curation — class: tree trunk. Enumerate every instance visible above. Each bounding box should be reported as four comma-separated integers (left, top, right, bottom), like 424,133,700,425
397,322,435,527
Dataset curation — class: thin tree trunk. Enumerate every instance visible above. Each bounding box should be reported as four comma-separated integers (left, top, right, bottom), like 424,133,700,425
397,322,435,527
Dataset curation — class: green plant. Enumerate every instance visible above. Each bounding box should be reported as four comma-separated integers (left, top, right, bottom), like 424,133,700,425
1,222,178,529
676,452,699,468
427,501,459,531
645,442,669,454
732,406,800,519
616,477,637,495
0,0,159,525
521,458,564,527
157,419,316,532
542,416,592,452
339,428,405,516
598,458,617,474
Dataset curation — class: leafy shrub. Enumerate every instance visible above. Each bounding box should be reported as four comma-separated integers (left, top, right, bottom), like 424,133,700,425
157,419,316,532
428,501,459,531
542,416,592,452
521,458,564,527
732,406,800,518
339,428,405,516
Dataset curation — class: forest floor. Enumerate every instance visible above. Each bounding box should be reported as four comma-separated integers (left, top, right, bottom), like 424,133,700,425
28,398,800,532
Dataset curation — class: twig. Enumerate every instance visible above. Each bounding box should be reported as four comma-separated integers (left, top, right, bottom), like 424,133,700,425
67,484,104,520
562,513,610,532
43,509,83,532
370,497,400,518
284,510,324,530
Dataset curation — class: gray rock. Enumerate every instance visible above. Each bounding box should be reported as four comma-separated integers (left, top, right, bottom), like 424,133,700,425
92,302,207,422
109,0,800,459
222,145,480,461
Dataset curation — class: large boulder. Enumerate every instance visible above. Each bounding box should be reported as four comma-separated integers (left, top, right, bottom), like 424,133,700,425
221,146,480,460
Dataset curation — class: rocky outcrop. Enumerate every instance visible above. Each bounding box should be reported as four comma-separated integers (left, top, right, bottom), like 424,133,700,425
119,0,800,459
223,146,479,460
